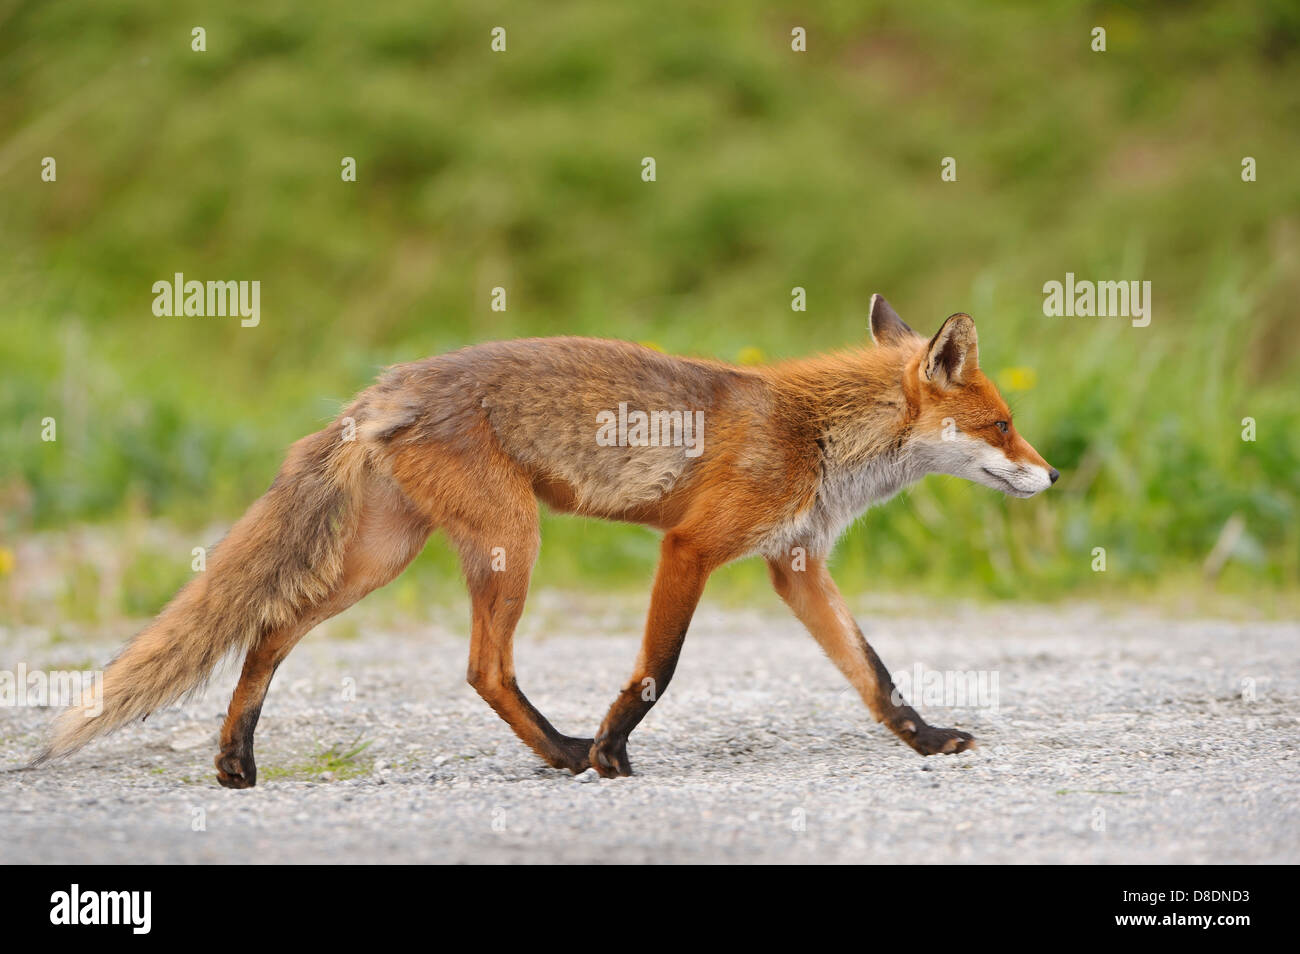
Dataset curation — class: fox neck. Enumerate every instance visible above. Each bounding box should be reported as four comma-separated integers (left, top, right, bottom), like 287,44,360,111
761,347,929,557
769,345,920,472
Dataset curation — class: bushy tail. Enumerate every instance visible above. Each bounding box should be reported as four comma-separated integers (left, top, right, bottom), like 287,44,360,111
34,424,369,764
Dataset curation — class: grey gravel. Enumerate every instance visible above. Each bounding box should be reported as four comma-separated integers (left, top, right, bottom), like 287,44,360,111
1,596,1296,864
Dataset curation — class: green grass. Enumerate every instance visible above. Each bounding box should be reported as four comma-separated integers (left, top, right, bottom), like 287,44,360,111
1,0,1297,611
260,736,375,783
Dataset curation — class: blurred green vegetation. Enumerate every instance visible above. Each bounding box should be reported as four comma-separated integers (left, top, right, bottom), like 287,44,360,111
1,0,1298,616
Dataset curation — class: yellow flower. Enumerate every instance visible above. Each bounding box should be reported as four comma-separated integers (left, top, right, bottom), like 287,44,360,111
736,346,766,366
998,366,1037,392
638,340,663,353
0,546,14,577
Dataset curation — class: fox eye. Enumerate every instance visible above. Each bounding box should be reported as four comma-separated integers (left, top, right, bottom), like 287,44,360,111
995,420,1009,433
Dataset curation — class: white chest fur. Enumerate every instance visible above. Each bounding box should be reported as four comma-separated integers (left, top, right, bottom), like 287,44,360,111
758,449,923,559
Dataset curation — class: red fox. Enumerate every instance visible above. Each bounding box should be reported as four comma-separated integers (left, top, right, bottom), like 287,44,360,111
37,296,1056,785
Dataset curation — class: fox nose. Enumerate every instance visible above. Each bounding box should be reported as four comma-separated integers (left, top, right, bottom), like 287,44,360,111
1048,468,1060,485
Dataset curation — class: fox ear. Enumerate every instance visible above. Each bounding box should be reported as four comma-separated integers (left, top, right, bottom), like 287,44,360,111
922,313,978,387
869,294,920,347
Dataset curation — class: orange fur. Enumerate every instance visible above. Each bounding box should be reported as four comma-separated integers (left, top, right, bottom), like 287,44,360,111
38,299,1054,783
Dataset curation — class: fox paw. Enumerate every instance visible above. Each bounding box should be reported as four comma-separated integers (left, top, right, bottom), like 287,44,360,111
588,735,633,778
215,749,257,789
897,721,975,756
549,736,595,775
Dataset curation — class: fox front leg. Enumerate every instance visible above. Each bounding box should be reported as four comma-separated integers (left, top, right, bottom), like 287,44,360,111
766,555,975,756
589,530,715,776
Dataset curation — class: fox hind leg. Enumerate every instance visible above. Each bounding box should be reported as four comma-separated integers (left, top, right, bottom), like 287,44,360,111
389,434,593,773
216,611,324,789
454,509,594,774
215,481,430,789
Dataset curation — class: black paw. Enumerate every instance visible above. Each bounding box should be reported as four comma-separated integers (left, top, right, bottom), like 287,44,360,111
549,735,595,774
588,734,633,777
895,720,976,756
215,749,257,789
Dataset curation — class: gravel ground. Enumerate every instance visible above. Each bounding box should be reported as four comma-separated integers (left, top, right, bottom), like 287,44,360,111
1,596,1296,864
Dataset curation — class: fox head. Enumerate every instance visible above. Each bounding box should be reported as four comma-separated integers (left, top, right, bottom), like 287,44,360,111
870,294,1058,498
